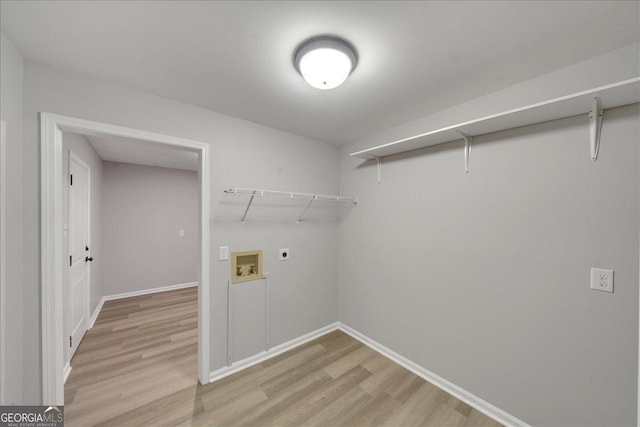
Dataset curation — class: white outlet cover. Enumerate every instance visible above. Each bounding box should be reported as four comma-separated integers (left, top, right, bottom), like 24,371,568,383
590,268,614,293
279,248,290,261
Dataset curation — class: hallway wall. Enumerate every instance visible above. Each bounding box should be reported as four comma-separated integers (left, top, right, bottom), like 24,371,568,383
102,161,198,295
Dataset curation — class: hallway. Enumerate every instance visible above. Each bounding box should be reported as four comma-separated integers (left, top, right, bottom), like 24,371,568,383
64,288,198,426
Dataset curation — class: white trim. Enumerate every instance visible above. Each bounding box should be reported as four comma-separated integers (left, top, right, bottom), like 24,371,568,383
0,120,6,404
62,363,72,384
226,280,232,365
210,322,340,383
103,281,198,302
336,323,530,427
41,113,212,405
88,282,198,329
197,138,211,386
41,114,64,404
88,297,105,329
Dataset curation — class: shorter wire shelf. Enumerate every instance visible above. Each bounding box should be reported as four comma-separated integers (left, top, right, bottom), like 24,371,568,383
224,187,358,223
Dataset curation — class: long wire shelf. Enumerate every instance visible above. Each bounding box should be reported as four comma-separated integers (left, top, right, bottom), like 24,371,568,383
350,77,640,177
223,187,358,223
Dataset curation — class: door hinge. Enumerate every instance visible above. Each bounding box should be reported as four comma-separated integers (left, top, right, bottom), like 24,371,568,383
69,336,72,348
70,174,73,186
70,255,72,267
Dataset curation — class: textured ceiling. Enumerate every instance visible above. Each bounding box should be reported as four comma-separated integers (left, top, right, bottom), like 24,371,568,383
2,1,638,144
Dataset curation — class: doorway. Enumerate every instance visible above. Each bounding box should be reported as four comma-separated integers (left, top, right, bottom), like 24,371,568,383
40,113,211,404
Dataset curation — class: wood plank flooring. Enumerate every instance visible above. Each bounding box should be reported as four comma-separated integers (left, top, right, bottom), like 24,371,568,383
65,288,502,426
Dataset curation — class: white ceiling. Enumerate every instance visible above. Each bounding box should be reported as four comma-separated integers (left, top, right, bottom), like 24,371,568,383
2,1,638,145
86,134,199,171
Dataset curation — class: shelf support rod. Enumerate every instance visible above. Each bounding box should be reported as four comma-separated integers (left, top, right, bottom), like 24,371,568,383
376,157,382,183
589,97,603,161
457,131,472,174
296,197,316,224
241,190,256,223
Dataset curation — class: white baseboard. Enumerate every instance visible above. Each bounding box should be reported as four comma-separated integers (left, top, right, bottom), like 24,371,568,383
88,298,105,329
89,281,198,329
336,323,529,427
104,281,198,301
209,322,340,383
63,362,72,384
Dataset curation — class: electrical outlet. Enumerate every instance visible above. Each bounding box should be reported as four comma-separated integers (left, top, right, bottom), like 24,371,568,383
279,248,290,261
590,268,614,293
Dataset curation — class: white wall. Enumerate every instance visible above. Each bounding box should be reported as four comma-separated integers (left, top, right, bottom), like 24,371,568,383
0,31,23,404
102,161,198,295
21,60,340,402
61,132,103,318
338,44,640,426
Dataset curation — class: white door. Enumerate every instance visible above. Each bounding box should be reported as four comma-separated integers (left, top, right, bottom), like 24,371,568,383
68,151,90,359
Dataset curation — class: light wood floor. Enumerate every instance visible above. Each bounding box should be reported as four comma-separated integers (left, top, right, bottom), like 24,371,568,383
65,288,502,426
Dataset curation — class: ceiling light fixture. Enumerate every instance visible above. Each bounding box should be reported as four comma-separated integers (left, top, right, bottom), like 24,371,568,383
294,36,358,90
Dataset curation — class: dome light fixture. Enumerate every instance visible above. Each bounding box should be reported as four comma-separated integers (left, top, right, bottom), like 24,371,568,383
294,36,358,90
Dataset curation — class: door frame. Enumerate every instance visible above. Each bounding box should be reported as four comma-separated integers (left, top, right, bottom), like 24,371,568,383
0,120,6,404
66,150,92,364
40,112,211,404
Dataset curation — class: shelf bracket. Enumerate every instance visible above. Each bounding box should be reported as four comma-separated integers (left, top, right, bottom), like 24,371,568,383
376,157,382,183
457,131,472,174
589,97,603,161
296,197,315,224
240,190,256,223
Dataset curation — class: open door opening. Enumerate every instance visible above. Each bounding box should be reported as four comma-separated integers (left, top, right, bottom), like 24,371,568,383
40,113,211,405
